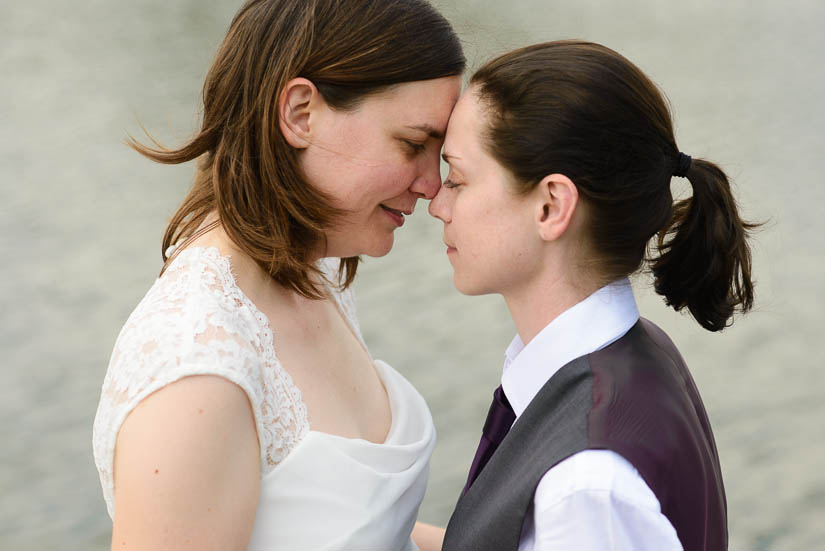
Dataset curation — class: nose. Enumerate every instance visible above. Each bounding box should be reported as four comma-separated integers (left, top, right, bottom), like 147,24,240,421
409,155,443,200
428,184,451,222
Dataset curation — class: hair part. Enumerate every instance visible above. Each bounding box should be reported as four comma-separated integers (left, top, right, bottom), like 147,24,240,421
471,40,757,331
129,0,465,298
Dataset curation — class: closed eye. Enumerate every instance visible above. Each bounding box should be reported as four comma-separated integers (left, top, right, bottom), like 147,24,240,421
443,178,462,189
402,139,426,153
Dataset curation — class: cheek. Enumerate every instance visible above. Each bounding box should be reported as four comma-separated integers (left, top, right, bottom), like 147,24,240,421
465,203,535,261
458,199,511,239
331,162,403,206
364,159,419,198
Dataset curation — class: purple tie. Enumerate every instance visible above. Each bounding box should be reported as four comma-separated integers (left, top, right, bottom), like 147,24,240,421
463,385,516,494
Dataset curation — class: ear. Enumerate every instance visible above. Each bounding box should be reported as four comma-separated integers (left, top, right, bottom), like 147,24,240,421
278,77,320,149
534,173,579,241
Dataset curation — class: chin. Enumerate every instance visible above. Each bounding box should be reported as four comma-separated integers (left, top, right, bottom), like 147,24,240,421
453,274,493,296
359,236,395,258
326,231,394,259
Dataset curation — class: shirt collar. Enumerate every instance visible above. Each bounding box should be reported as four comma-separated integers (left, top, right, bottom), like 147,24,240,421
501,278,639,418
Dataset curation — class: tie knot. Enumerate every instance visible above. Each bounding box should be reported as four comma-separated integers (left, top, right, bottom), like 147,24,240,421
482,385,516,445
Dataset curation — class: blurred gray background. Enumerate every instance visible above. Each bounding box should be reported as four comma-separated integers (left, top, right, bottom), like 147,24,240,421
2,0,823,549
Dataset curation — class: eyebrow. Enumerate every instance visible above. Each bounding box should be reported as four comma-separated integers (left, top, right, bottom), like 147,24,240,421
405,124,445,140
442,152,461,163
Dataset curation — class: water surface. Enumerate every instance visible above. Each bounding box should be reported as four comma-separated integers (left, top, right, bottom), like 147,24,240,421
2,1,823,548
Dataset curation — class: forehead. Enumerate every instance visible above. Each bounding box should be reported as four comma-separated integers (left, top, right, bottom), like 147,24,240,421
444,88,487,157
359,77,462,128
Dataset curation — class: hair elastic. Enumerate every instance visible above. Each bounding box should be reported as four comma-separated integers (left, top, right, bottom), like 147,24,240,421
673,152,692,178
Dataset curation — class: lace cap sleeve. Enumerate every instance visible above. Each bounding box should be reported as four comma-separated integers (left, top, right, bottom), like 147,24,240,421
92,248,292,518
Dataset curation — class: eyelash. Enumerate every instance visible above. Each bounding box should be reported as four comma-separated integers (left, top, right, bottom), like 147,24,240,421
403,140,426,153
443,179,462,189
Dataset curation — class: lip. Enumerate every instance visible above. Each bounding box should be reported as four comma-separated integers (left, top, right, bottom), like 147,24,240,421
382,203,414,216
444,240,457,254
380,205,407,227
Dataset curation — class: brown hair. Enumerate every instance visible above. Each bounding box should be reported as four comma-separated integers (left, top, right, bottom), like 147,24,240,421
472,40,757,331
130,0,465,298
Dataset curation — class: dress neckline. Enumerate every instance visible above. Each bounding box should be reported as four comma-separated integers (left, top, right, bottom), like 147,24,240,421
168,246,395,446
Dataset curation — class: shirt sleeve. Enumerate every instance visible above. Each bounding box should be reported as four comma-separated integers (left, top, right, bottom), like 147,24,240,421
527,449,683,551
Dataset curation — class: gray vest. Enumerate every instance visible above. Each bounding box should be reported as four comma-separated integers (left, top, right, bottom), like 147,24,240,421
443,319,727,551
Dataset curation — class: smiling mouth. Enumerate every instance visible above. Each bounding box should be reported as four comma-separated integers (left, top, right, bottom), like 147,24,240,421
380,204,409,227
381,204,412,216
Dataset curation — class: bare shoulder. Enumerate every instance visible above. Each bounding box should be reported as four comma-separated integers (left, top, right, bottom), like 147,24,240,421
112,375,260,550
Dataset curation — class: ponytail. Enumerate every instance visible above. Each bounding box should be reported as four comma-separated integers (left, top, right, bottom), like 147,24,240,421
650,158,758,332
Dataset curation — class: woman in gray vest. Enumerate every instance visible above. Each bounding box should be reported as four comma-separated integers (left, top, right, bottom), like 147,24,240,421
428,40,755,550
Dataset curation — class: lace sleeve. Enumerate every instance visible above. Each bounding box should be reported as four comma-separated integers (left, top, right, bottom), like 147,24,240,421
92,249,274,518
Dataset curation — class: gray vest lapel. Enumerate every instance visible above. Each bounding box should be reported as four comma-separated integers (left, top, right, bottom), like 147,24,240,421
443,356,593,551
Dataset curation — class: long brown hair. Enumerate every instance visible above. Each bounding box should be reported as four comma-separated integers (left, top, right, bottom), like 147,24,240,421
130,0,465,298
472,41,757,331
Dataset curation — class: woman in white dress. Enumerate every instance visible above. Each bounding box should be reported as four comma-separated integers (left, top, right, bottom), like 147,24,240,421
92,1,463,549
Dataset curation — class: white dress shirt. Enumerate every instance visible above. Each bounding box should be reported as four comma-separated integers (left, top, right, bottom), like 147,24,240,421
501,279,684,551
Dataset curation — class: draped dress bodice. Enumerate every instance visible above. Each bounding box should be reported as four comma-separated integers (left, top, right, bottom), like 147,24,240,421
93,247,435,550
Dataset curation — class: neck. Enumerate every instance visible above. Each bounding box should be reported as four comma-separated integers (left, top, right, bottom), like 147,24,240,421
503,272,601,346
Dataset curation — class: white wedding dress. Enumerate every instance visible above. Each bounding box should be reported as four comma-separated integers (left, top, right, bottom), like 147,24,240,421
92,247,435,550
